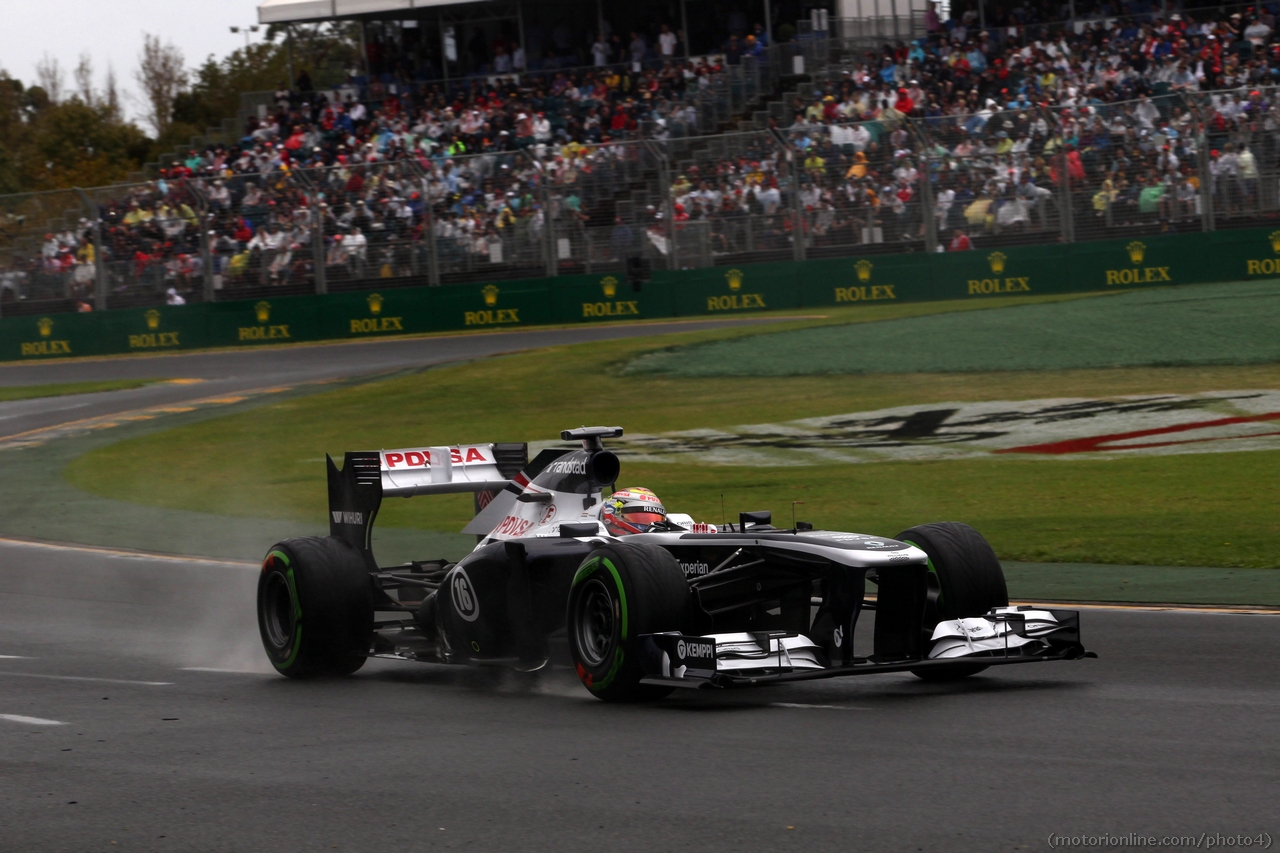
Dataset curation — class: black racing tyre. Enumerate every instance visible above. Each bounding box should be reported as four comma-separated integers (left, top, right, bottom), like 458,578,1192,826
896,522,1008,682
257,536,374,678
566,543,689,702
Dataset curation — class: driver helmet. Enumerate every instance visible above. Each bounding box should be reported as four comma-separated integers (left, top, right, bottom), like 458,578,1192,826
602,487,668,535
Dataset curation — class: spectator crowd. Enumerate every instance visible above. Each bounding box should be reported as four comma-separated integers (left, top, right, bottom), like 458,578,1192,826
4,4,1279,308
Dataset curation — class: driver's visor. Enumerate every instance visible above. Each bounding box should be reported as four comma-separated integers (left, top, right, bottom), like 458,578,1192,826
620,510,666,525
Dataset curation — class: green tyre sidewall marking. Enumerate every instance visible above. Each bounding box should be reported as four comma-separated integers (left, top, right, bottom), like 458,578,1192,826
573,555,629,693
266,548,304,671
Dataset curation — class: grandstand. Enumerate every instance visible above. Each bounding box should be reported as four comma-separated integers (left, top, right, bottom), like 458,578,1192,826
1,0,1277,315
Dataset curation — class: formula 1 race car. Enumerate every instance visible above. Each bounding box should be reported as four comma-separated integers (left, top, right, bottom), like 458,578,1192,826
257,427,1092,700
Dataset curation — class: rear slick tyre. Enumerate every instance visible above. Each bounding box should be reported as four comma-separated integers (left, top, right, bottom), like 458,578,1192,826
896,522,1009,682
566,543,689,702
257,536,374,678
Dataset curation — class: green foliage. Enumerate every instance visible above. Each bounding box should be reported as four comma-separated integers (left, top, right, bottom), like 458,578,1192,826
0,73,150,193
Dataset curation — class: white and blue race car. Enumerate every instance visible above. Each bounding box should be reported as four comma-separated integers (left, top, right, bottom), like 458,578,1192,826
257,427,1091,701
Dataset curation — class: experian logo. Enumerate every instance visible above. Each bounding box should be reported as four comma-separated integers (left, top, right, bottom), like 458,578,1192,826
680,561,710,577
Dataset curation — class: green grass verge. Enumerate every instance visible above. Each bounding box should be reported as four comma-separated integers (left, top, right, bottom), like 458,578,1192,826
626,279,1280,376
63,297,1280,569
0,379,163,401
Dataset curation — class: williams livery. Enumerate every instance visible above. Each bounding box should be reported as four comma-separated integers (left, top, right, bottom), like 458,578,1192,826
257,427,1092,700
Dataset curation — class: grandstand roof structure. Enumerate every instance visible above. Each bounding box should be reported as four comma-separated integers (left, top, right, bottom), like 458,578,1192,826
259,0,487,25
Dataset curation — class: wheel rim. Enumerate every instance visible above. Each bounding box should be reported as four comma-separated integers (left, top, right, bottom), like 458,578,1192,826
574,578,617,668
262,571,295,650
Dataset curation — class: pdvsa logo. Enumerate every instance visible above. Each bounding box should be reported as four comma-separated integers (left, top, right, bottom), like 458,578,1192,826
451,568,480,622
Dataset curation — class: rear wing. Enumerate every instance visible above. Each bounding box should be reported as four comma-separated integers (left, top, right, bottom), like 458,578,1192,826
326,443,527,552
377,443,527,497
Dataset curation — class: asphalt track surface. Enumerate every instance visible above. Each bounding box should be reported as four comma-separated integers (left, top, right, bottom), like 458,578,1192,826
0,538,1276,852
0,318,784,438
1,321,1277,850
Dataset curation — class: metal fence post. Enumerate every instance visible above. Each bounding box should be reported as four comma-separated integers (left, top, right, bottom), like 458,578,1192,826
906,119,937,252
770,129,806,263
1188,96,1216,233
74,188,108,311
184,179,215,302
540,174,557,277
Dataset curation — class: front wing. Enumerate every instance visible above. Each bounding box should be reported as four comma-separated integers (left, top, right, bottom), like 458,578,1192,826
638,607,1091,689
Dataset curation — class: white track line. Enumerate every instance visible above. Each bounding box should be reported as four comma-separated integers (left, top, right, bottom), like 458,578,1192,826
0,671,172,686
180,667,267,674
0,535,256,568
1,714,67,725
770,702,870,711
0,655,30,659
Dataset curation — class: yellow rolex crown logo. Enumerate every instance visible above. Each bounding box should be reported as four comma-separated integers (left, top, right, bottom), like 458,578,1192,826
600,276,618,298
854,260,874,282
255,301,271,323
1126,241,1146,264
988,251,1007,274
145,309,161,330
482,284,500,307
367,293,384,315
725,269,743,291
37,317,53,337
1269,231,1280,253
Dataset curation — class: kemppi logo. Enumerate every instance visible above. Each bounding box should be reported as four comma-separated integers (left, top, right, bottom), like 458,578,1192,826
676,639,713,660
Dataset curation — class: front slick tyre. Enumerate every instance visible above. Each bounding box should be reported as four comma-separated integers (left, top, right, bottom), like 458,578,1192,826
567,543,688,702
896,521,1009,683
257,536,374,678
